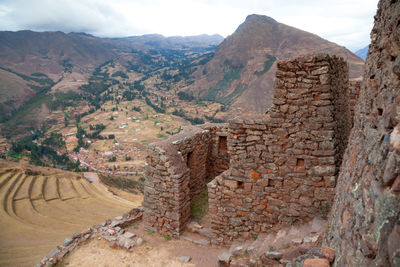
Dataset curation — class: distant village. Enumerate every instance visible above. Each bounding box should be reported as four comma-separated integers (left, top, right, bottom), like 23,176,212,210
63,116,148,176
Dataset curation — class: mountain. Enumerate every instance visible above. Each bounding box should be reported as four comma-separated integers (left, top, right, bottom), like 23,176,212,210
0,31,222,124
0,31,116,78
354,45,369,60
0,30,118,120
183,14,365,117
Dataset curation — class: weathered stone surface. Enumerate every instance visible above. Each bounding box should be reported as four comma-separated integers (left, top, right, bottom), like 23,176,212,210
72,232,81,239
291,238,303,245
303,235,319,243
325,1,400,266
110,220,121,227
123,239,135,249
62,238,73,247
177,256,191,263
136,237,144,245
303,258,330,267
47,247,61,259
265,251,283,260
322,247,335,263
123,232,136,239
311,217,325,233
218,251,231,267
106,229,115,235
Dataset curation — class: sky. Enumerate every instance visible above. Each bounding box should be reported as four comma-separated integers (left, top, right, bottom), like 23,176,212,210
0,0,378,51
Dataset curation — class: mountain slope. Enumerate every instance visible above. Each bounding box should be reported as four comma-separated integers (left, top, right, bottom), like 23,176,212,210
184,14,365,116
354,45,369,60
0,69,35,121
0,31,116,78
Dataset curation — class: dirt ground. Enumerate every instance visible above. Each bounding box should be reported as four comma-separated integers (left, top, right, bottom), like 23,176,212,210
60,219,226,267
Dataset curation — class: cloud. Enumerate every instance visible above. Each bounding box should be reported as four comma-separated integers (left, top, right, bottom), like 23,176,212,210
0,0,132,36
0,0,378,51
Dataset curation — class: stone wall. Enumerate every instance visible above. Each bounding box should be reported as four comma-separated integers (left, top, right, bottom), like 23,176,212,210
143,124,229,237
325,0,400,266
348,80,362,127
206,124,230,178
208,54,352,243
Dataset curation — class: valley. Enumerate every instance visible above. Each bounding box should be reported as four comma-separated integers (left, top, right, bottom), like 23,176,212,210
0,10,385,267
0,15,365,176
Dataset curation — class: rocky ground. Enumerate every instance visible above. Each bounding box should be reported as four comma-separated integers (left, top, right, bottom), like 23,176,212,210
40,205,332,267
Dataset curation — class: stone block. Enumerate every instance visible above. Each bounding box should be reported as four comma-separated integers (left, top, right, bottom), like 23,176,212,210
225,180,238,189
322,247,335,263
218,251,231,267
265,251,283,260
311,66,329,75
229,217,242,227
310,166,336,176
303,258,330,267
177,256,191,262
63,237,73,247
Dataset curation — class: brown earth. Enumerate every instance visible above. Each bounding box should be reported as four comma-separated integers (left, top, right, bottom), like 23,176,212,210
59,218,226,267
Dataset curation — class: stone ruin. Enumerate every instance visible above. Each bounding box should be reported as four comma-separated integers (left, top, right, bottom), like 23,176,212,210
143,124,230,236
143,53,362,244
208,54,354,243
37,1,399,265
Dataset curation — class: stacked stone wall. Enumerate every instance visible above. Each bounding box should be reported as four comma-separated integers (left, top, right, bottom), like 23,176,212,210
205,124,230,178
208,54,351,243
143,124,229,236
348,80,362,127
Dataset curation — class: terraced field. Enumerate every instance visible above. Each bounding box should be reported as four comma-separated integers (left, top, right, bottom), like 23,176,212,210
0,165,135,267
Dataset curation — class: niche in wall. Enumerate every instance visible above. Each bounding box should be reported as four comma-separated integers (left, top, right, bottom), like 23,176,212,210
218,136,228,155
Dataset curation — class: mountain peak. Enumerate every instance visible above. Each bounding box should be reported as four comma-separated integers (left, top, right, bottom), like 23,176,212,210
185,14,364,117
244,14,278,25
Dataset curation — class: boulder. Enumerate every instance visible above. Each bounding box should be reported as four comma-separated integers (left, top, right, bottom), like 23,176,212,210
177,256,191,263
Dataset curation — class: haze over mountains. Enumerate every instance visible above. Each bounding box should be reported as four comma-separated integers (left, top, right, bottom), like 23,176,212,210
0,14,364,132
